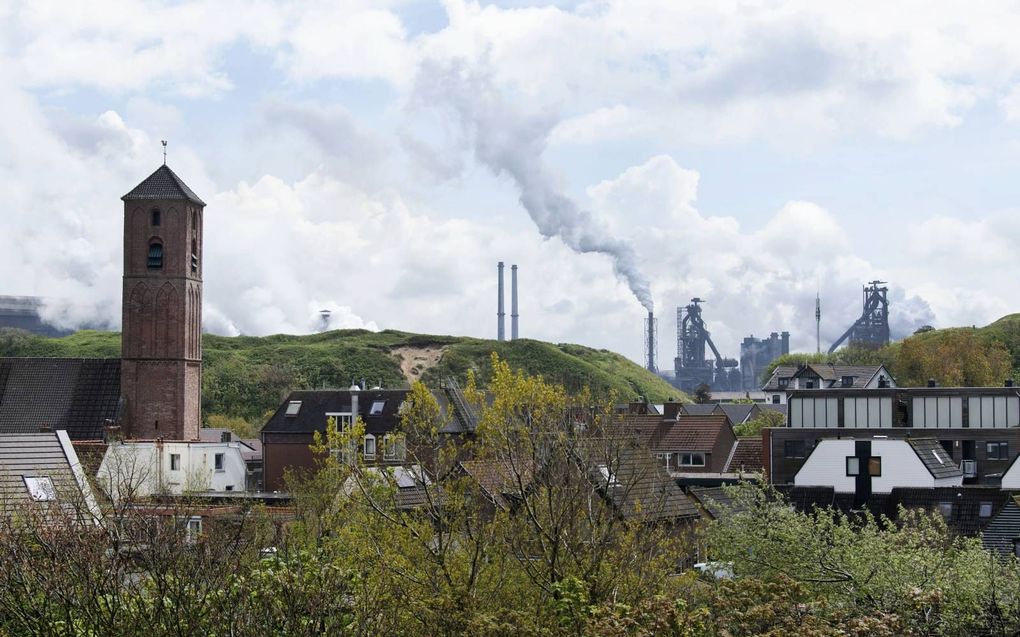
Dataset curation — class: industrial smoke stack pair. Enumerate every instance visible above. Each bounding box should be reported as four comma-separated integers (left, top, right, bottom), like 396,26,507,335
497,262,519,341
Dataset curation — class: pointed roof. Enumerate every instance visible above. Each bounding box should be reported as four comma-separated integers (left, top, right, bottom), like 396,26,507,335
122,165,205,206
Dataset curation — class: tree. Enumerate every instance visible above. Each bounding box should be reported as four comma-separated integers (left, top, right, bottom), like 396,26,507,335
733,409,785,438
694,384,712,404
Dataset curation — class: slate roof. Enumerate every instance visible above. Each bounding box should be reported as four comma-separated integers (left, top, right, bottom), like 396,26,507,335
596,443,701,522
762,365,799,391
983,496,1020,556
907,438,963,479
679,404,717,417
796,364,888,388
122,165,205,206
688,486,741,519
262,389,409,436
717,403,756,424
460,458,532,511
0,358,122,440
888,487,1010,536
724,438,763,473
0,431,100,521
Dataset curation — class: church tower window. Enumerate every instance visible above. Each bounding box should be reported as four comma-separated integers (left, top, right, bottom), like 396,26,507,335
147,241,163,269
191,238,198,272
151,208,161,226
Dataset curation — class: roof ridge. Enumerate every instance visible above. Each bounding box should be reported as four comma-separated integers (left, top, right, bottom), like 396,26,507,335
122,165,206,206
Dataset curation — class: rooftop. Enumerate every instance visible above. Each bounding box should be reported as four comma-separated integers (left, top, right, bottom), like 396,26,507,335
122,164,205,206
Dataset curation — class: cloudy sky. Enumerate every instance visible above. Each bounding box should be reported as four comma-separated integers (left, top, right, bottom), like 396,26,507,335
3,0,1020,367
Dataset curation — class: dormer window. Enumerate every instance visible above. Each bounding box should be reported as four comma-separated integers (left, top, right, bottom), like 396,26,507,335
841,376,855,388
778,378,789,388
151,208,161,226
147,241,163,269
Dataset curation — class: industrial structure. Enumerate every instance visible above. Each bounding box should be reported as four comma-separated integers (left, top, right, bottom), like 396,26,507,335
644,310,657,372
828,281,890,353
739,331,789,391
673,299,740,392
496,262,520,342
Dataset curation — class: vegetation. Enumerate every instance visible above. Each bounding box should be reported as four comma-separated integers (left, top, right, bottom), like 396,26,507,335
732,409,784,438
763,314,1020,387
2,364,1019,635
0,327,683,428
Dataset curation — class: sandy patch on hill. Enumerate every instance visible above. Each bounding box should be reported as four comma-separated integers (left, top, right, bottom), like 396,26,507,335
392,346,447,383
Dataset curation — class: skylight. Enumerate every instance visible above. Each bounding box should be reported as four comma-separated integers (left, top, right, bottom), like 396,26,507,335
285,401,302,417
24,476,56,502
931,449,948,465
370,400,386,416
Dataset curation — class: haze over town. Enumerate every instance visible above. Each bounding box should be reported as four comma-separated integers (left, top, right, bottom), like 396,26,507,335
5,1,1020,363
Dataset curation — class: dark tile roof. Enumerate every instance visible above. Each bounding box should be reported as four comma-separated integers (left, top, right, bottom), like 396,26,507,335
762,365,799,391
724,438,763,473
630,415,732,454
679,404,718,416
460,457,532,511
907,438,963,480
122,165,205,206
717,403,755,424
888,487,1010,536
688,486,741,519
0,432,97,519
983,496,1020,556
797,364,887,388
261,389,409,436
597,444,700,522
0,358,122,440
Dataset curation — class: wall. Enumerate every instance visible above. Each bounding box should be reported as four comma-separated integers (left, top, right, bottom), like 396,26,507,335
793,439,952,493
98,440,247,500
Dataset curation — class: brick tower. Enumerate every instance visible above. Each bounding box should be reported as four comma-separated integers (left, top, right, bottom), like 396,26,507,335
120,165,205,440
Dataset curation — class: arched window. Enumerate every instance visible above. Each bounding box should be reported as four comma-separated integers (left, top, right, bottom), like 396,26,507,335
151,209,161,226
147,241,163,269
191,238,198,272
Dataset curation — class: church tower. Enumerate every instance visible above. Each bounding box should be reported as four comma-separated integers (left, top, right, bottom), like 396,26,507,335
120,165,205,440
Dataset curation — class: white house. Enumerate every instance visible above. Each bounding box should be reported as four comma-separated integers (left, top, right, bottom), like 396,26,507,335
794,437,962,494
98,439,249,501
763,364,894,405
999,455,1020,490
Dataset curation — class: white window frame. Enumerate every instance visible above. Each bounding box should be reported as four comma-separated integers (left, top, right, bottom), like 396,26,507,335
369,400,386,416
285,401,302,416
214,453,224,472
383,433,406,461
170,453,181,471
364,434,376,459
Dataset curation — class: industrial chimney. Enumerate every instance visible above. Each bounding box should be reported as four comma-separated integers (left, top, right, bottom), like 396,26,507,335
644,310,657,372
497,262,506,341
511,264,519,340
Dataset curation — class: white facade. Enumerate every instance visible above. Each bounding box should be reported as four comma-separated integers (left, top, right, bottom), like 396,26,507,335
98,440,249,501
1000,456,1020,489
794,439,962,493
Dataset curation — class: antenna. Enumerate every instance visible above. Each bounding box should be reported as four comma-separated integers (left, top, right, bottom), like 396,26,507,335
161,140,167,165
815,288,821,355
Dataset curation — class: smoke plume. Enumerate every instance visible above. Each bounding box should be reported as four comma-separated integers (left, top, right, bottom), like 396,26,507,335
413,59,654,312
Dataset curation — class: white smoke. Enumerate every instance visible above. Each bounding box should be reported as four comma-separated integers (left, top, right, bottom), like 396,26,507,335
411,59,655,312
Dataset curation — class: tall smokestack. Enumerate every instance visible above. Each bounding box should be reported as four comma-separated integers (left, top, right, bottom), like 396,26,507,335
497,262,505,341
511,264,519,340
645,310,657,372
815,291,821,354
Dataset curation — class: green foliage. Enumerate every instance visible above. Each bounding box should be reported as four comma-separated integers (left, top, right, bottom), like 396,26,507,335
732,409,784,438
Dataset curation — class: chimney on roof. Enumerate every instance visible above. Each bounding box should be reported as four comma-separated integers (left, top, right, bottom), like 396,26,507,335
927,379,938,388
350,382,360,419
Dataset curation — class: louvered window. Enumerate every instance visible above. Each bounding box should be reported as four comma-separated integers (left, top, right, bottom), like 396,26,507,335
148,242,163,269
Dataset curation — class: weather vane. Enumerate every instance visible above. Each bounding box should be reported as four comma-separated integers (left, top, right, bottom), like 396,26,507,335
161,140,167,165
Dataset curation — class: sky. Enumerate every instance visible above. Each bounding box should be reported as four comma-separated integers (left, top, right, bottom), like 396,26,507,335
3,0,1020,367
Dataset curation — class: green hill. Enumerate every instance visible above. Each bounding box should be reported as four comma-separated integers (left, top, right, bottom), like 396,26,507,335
0,328,684,424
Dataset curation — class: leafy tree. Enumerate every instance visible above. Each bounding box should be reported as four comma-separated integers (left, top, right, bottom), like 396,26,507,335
733,409,785,438
694,384,712,404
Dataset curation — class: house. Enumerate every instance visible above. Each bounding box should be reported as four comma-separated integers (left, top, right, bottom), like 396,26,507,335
762,363,894,405
0,358,122,440
793,438,962,507
97,438,249,501
628,414,737,474
199,428,262,491
765,385,1020,484
0,430,101,524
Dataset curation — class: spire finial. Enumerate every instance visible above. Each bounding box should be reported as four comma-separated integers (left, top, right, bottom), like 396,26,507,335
161,140,167,165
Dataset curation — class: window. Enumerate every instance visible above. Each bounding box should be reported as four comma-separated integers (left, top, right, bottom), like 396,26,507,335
778,378,789,388
805,380,815,389
598,464,620,486
846,457,861,476
147,242,163,269
841,375,855,388
24,476,56,502
185,517,202,545
191,210,197,228
214,453,224,471
987,441,1009,460
980,502,993,518
170,453,181,471
772,395,781,404
285,401,302,416
191,239,198,272
679,452,706,467
370,400,386,416
784,440,806,458
151,208,161,226
225,485,234,491
938,502,953,519
364,434,376,459
384,434,405,461
868,457,882,476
